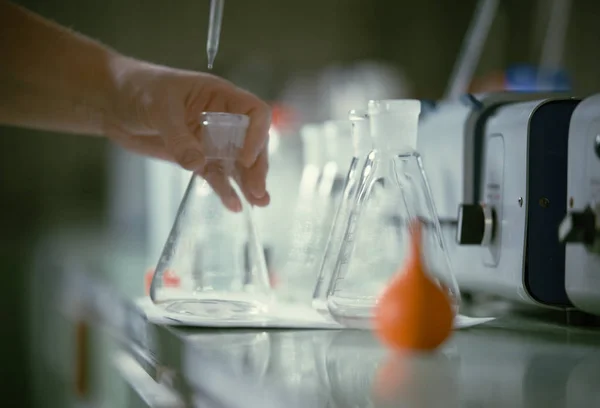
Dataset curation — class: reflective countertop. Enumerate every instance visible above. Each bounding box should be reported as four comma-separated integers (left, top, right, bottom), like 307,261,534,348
137,313,600,407
33,227,600,407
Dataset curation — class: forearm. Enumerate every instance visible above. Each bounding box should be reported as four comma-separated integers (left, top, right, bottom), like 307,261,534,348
0,1,125,135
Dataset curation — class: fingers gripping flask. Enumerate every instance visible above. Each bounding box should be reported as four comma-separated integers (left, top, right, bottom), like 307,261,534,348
326,100,460,329
149,112,272,321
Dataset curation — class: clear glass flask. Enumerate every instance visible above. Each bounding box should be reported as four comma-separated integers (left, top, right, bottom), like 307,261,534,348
149,112,272,321
254,127,303,289
319,119,354,201
275,123,327,302
278,121,354,304
299,123,326,197
326,99,460,329
312,110,372,313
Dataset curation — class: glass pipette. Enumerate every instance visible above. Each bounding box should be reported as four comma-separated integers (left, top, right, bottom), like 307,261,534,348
207,0,224,70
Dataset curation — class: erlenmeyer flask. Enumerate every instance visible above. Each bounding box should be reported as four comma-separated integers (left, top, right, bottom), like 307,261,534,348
298,123,325,198
312,110,372,313
278,121,353,304
275,123,326,302
326,99,460,329
319,119,354,201
150,112,272,321
254,128,303,289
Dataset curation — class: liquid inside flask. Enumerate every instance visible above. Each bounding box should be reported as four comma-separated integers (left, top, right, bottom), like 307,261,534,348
326,99,460,329
312,110,372,313
150,112,272,321
277,121,352,303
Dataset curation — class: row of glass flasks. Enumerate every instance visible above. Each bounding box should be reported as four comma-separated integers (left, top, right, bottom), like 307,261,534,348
301,99,460,329
149,99,460,329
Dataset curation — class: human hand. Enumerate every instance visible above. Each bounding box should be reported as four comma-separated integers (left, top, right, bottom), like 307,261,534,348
106,57,271,212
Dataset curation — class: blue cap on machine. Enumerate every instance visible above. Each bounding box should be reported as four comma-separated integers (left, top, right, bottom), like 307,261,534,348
505,64,571,92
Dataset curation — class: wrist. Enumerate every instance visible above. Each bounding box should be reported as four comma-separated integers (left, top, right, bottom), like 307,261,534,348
106,54,166,136
105,54,140,132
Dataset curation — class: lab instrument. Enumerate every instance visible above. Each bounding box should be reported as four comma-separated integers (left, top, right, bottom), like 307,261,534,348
418,92,572,306
206,0,224,69
454,96,581,308
312,110,371,313
419,92,567,221
559,93,600,316
326,99,460,329
150,112,273,321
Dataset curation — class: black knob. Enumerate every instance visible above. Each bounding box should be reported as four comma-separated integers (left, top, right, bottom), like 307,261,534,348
595,134,600,159
558,206,597,245
457,204,485,245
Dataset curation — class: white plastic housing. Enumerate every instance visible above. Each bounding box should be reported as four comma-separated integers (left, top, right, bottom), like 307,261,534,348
564,93,600,316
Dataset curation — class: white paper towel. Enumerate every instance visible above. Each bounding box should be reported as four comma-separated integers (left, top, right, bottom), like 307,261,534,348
137,298,494,329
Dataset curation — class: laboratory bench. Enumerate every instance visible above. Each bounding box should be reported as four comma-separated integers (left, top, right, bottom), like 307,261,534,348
115,306,600,408
27,228,600,407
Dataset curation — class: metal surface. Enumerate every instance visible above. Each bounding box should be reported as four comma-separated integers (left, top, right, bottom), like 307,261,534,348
481,134,503,266
481,204,495,247
122,315,600,407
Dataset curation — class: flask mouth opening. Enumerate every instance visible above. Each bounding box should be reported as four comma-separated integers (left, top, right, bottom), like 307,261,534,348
199,112,250,160
323,120,352,140
349,110,372,156
200,112,250,128
300,123,326,167
348,109,369,121
367,99,421,117
367,99,421,151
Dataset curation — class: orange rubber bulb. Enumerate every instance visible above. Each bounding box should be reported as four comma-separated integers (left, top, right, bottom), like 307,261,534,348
374,219,454,351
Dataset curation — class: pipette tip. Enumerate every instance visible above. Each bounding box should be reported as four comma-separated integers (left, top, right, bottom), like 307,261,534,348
207,49,217,71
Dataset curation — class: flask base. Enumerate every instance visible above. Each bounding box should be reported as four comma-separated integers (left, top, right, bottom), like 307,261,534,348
154,291,270,321
327,296,377,330
328,294,460,330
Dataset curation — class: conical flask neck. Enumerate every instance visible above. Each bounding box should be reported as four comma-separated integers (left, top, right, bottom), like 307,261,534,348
324,120,353,169
368,99,420,154
351,120,372,157
301,124,326,167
